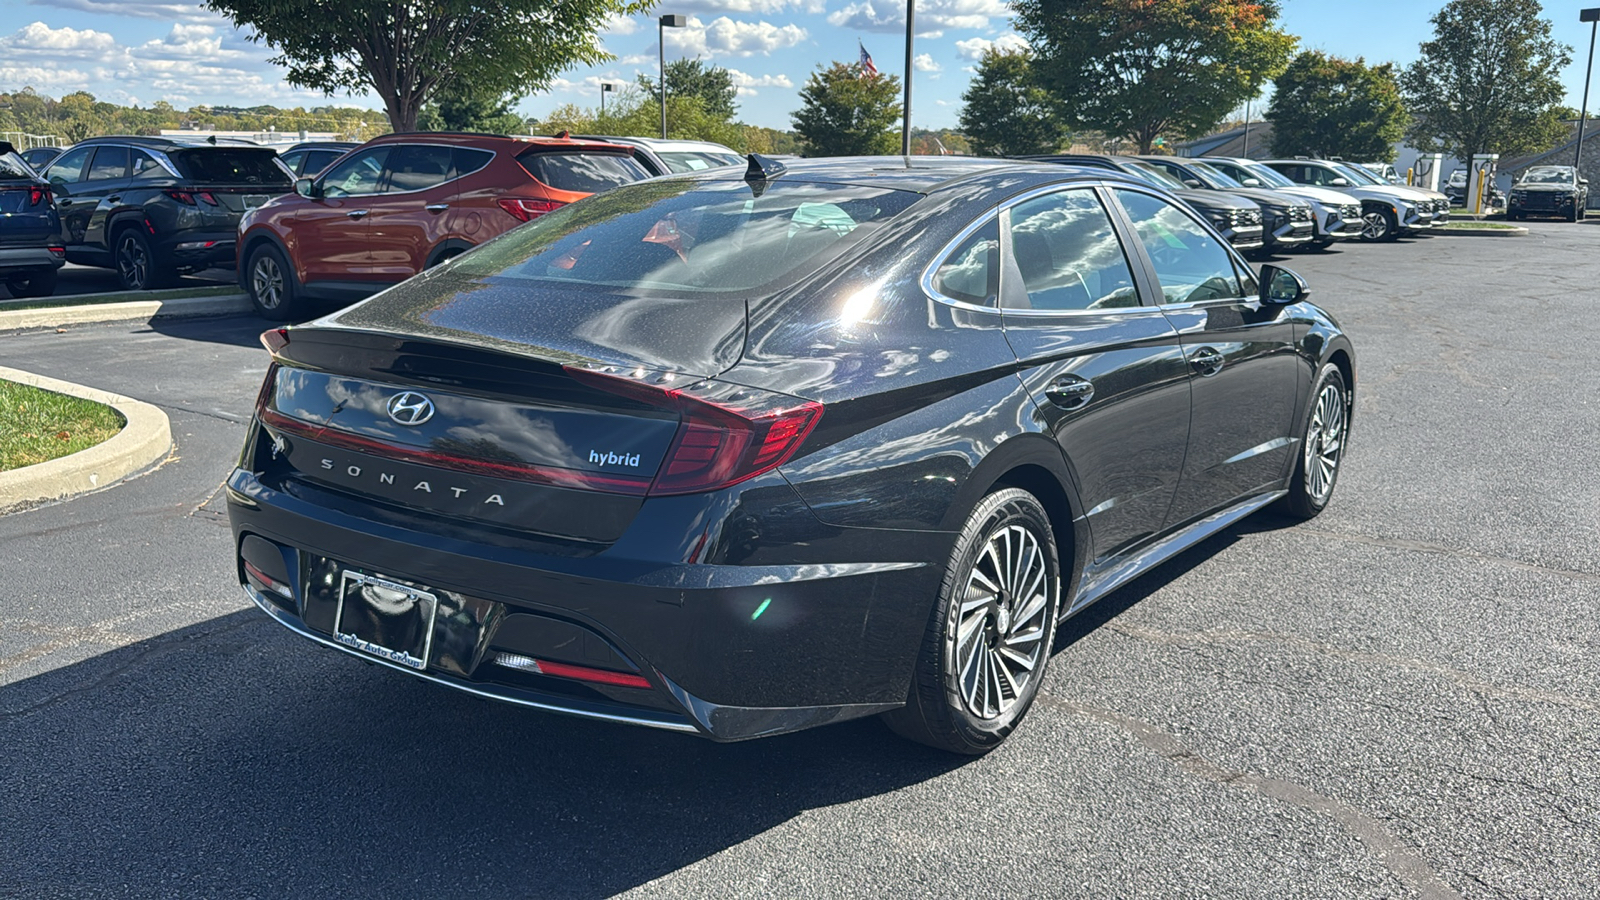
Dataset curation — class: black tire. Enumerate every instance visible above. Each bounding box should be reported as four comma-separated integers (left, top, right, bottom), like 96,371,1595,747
1507,211,1521,221
427,247,465,269
1358,207,1397,242
882,488,1061,755
1569,206,1581,223
113,227,175,291
1279,363,1350,520
246,244,302,321
6,269,58,298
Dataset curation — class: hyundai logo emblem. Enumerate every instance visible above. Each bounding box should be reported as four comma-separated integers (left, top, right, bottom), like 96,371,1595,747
386,391,435,426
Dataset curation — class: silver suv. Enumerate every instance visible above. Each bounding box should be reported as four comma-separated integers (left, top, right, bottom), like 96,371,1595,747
1262,158,1450,241
1204,157,1365,250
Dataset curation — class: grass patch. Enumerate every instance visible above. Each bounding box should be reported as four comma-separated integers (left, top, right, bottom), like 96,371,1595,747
1442,221,1522,231
0,379,125,472
0,284,238,312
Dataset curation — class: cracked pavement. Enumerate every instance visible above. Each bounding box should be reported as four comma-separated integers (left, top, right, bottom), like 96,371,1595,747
2,225,1597,898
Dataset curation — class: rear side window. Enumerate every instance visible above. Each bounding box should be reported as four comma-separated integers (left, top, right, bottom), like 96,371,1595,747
171,149,292,186
930,218,999,305
384,144,455,192
516,151,650,193
131,149,167,179
452,147,494,179
464,180,919,296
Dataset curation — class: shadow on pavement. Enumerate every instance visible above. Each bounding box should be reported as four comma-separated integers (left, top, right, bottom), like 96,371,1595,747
145,315,279,350
0,609,965,898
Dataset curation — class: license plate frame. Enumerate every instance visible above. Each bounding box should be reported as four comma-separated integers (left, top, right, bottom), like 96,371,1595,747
333,570,438,671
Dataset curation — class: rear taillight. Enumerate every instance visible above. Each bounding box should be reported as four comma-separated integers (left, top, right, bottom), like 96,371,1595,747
165,189,220,206
260,327,289,356
30,185,49,206
498,198,565,222
564,366,823,496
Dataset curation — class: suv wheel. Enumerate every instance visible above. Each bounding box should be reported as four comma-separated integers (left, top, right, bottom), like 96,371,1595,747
1359,208,1396,242
247,244,301,322
882,488,1061,754
6,270,58,299
114,229,173,291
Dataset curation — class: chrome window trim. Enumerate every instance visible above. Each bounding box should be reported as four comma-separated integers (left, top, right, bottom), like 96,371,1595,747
921,180,1160,319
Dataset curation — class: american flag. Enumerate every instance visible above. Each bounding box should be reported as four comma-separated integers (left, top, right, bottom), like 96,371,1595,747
858,41,879,79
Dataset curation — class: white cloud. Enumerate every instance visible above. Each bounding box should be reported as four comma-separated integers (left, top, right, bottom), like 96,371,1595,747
728,68,792,96
0,63,91,91
653,0,823,13
826,0,1008,37
0,22,118,57
28,0,219,24
914,53,941,72
665,16,807,57
603,13,639,35
955,33,1028,60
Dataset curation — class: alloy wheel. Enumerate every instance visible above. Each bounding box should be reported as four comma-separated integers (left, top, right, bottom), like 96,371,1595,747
117,234,149,289
1360,211,1390,241
951,523,1052,720
252,255,284,310
1303,381,1347,504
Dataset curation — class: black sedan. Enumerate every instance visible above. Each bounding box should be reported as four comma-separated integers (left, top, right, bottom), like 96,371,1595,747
228,157,1355,753
1506,165,1589,221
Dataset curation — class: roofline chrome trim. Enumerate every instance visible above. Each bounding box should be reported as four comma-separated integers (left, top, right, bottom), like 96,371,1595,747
242,584,703,735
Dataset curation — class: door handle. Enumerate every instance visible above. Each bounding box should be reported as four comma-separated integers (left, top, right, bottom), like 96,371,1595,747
346,209,369,219
108,196,121,203
57,199,74,207
1189,347,1224,377
1044,375,1095,410
425,203,449,213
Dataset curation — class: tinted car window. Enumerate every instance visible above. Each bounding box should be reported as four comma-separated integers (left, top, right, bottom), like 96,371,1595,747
130,149,166,179
86,146,129,181
384,143,455,192
465,180,919,296
452,147,494,180
278,150,307,175
516,151,650,193
305,150,345,175
0,152,33,180
930,218,999,305
1113,189,1241,304
658,151,743,173
170,148,292,186
44,146,93,185
321,147,391,198
1008,190,1139,311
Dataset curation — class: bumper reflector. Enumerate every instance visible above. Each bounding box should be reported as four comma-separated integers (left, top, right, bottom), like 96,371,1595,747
490,652,652,689
243,560,293,600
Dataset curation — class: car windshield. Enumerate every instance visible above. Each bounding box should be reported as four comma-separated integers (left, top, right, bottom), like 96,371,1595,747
1238,162,1296,189
1520,167,1574,184
455,179,920,296
171,148,293,186
1188,161,1245,189
1125,161,1187,190
1447,170,1467,186
657,151,744,173
1333,163,1382,186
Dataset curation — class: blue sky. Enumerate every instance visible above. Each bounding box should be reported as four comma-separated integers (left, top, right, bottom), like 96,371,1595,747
1,0,1597,133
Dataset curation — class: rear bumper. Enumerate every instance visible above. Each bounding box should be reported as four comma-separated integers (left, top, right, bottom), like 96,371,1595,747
158,232,237,269
225,467,933,742
0,245,66,275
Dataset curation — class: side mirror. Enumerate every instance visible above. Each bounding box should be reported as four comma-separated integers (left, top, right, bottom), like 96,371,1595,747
1183,179,1203,189
1582,177,1590,186
1259,265,1309,305
295,177,319,199
1329,178,1350,187
1242,178,1262,187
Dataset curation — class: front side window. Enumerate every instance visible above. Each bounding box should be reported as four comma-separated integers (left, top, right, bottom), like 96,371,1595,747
45,146,94,185
930,218,999,305
1007,189,1139,311
320,147,391,198
1114,188,1242,305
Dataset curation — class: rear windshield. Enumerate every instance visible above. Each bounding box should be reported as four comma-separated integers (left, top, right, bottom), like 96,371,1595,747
516,150,650,193
457,179,920,296
658,151,744,173
171,148,292,186
0,152,33,181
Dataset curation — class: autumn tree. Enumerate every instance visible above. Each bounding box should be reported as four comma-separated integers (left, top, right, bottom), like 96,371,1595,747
959,48,1066,157
1011,0,1296,153
1401,0,1572,164
1267,51,1409,160
791,62,903,156
204,0,647,132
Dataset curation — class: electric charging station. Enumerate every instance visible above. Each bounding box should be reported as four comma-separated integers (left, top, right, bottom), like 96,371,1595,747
1412,153,1444,191
1468,153,1499,214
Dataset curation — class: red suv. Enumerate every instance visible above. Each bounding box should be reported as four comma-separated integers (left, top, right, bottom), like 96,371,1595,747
237,132,652,320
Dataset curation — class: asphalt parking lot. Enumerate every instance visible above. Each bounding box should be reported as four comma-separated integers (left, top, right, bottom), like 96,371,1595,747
2,225,1596,899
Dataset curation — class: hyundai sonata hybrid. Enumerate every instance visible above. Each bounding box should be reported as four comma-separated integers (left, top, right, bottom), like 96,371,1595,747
228,156,1354,753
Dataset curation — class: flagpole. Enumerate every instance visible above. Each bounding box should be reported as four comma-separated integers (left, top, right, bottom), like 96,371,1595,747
902,0,914,156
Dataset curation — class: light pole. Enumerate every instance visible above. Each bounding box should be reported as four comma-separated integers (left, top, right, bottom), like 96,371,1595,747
901,0,914,156
600,82,615,117
658,14,686,139
1577,9,1599,179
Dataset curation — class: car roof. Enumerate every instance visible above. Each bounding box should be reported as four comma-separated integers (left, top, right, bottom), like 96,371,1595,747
72,135,269,150
360,132,637,154
665,155,1148,195
283,141,360,153
590,136,741,154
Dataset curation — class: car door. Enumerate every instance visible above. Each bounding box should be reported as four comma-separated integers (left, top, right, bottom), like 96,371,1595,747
42,145,95,252
1108,187,1300,528
997,186,1193,569
65,145,133,256
366,143,457,280
294,145,391,286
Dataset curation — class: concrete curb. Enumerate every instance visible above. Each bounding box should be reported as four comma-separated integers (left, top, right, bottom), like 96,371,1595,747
1437,225,1529,237
0,365,173,513
0,293,252,331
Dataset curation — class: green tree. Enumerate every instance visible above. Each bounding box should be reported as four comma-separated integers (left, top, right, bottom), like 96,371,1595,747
203,0,647,132
791,62,903,156
958,48,1065,157
637,58,738,123
536,90,748,149
1012,0,1296,153
1400,0,1572,165
419,81,525,133
1267,51,1409,160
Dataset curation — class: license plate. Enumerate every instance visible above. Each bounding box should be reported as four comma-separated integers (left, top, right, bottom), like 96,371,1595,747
244,195,269,209
333,570,438,670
